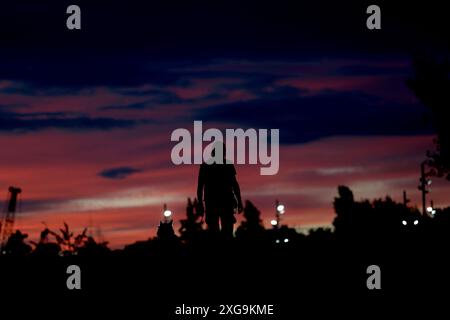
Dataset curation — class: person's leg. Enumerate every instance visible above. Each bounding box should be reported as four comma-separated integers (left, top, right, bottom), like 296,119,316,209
220,208,236,240
205,206,220,235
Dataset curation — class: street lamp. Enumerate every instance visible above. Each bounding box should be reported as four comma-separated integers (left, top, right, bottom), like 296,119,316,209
162,203,172,223
273,200,286,229
427,200,437,216
276,204,285,214
164,209,172,218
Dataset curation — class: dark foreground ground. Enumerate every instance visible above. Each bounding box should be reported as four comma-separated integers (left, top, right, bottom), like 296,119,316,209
0,240,448,319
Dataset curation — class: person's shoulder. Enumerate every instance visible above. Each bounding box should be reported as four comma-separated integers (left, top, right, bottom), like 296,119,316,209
199,163,208,173
225,161,236,174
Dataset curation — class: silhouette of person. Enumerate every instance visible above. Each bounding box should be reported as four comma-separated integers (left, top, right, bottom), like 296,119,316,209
197,142,243,239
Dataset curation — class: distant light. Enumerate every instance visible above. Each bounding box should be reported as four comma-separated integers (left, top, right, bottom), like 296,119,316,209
163,210,172,218
270,219,278,226
431,210,436,215
414,219,419,225
402,220,407,226
275,239,280,244
284,238,289,243
427,206,433,213
427,179,432,185
276,204,285,214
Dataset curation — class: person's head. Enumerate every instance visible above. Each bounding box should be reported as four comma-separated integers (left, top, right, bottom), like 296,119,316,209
206,141,227,164
211,141,226,158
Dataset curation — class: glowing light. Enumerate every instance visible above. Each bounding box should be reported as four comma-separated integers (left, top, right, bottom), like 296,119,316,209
284,238,289,243
270,219,278,226
402,220,407,226
414,220,419,225
276,204,285,214
163,210,172,218
275,239,280,244
427,207,433,213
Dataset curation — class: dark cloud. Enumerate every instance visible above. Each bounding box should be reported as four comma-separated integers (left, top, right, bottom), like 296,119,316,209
335,64,409,76
19,198,65,213
98,167,142,180
99,101,153,111
0,109,144,132
99,91,184,111
0,53,187,91
195,90,433,144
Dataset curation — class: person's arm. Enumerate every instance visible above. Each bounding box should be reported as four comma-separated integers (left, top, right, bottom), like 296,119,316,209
197,165,205,215
232,175,243,213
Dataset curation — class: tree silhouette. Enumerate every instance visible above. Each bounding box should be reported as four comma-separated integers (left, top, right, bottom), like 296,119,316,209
333,186,423,243
407,57,450,180
157,221,178,242
29,227,60,257
429,206,450,242
77,236,110,257
28,223,109,257
307,228,333,243
178,198,204,242
47,222,88,256
1,230,32,256
333,185,368,237
0,191,447,261
235,200,266,241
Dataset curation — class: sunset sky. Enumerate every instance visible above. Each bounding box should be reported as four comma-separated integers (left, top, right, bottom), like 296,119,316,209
1,1,449,247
